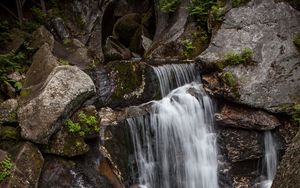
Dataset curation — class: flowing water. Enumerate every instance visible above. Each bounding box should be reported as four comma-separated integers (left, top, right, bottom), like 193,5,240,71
127,64,219,188
260,131,278,188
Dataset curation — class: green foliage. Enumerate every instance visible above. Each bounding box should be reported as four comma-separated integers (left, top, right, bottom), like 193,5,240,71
222,71,237,87
293,34,300,49
211,3,226,22
64,112,99,137
0,156,13,182
232,0,251,8
159,0,181,13
217,48,254,70
292,104,300,123
58,58,70,65
31,7,47,23
182,39,196,58
188,0,216,27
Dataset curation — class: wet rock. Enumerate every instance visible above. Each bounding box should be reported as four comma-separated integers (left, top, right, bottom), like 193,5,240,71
197,0,300,113
219,128,263,162
93,60,160,108
18,65,96,144
272,128,300,188
0,99,18,125
49,17,70,41
103,36,131,61
215,104,281,130
0,142,44,188
30,26,55,50
42,128,89,157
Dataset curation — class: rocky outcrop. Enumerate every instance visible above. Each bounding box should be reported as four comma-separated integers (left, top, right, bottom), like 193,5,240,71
18,65,96,144
215,104,281,130
30,26,55,50
198,0,300,113
0,142,44,188
272,128,300,188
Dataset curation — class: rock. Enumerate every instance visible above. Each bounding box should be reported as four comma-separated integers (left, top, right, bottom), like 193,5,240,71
272,128,300,188
103,36,131,61
219,128,263,162
215,104,281,130
22,43,59,98
30,26,55,50
93,61,160,108
6,72,25,82
0,142,44,188
42,128,89,157
18,65,96,144
0,99,18,125
197,0,300,113
49,17,70,40
278,119,299,145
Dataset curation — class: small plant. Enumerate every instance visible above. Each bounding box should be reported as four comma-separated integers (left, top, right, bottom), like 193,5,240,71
217,48,254,69
188,0,216,27
0,156,13,182
182,39,196,58
58,58,70,65
293,34,300,49
222,71,237,87
292,104,300,123
159,0,181,13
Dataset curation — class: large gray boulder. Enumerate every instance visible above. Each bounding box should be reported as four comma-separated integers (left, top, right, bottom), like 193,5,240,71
18,65,96,144
198,0,300,113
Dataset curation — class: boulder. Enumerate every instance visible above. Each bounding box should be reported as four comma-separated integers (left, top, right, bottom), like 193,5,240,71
197,0,300,113
215,104,281,130
30,26,55,50
272,128,300,188
49,17,70,41
0,142,44,188
18,65,96,144
0,99,18,125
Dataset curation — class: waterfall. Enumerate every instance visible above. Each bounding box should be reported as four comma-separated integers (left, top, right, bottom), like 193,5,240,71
127,64,219,188
260,131,278,188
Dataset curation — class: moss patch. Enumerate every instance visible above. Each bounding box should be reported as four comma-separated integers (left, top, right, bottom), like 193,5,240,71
0,126,20,140
106,61,144,99
293,34,300,49
0,156,13,182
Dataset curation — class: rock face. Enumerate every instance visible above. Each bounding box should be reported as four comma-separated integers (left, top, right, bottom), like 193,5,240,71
215,104,281,130
18,65,96,144
0,99,18,125
272,128,300,188
0,142,44,188
198,0,300,113
30,26,55,50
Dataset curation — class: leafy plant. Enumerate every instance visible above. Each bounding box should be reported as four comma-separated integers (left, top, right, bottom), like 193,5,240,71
182,39,196,58
159,0,181,13
217,48,254,69
188,0,216,27
0,156,13,182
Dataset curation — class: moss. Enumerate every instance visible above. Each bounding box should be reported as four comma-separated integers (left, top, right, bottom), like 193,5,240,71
222,71,237,87
58,58,70,65
159,0,181,13
293,34,300,49
292,103,300,123
217,48,254,70
232,0,251,8
0,156,13,182
62,136,88,156
0,127,19,140
106,61,143,99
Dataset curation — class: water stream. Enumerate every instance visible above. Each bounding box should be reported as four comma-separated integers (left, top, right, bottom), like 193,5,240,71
259,131,278,188
127,64,219,188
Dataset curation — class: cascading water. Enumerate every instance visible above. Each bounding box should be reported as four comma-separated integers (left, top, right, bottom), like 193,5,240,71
127,64,219,188
259,131,278,188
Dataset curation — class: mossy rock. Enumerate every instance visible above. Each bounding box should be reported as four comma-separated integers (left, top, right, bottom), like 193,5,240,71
0,126,20,141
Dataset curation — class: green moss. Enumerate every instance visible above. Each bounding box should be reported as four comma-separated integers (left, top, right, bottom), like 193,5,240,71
232,0,251,8
0,127,19,140
62,136,88,156
217,48,254,70
58,58,70,65
106,61,143,99
292,104,300,123
159,0,181,13
293,34,300,49
0,156,13,182
222,71,237,87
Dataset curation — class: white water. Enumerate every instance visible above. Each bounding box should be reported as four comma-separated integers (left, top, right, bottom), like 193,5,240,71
260,131,278,188
127,64,218,188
